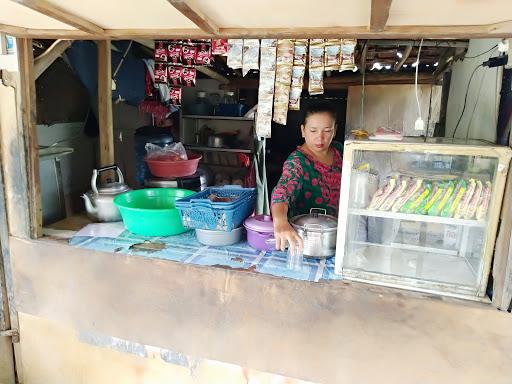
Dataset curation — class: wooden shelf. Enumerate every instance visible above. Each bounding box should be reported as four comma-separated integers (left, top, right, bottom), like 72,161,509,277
348,208,486,228
185,145,253,154
182,115,253,121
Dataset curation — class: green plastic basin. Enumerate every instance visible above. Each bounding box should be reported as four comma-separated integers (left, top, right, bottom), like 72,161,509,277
114,188,194,236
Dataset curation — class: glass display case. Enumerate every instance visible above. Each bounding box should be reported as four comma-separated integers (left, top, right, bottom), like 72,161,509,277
335,139,512,299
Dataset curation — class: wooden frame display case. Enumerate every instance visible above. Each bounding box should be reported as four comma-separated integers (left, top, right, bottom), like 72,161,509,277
335,138,512,300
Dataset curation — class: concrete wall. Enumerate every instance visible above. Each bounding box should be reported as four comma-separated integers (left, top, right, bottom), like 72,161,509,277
446,39,502,141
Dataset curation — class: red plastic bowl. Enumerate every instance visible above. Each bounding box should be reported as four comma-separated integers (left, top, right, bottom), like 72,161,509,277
145,152,202,178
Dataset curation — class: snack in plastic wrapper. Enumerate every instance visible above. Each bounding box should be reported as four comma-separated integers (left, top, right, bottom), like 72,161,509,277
380,178,408,211
428,181,455,216
260,39,277,72
454,179,476,219
416,182,442,215
288,87,302,111
256,93,274,138
181,67,196,87
212,39,228,55
154,63,168,84
227,39,243,69
273,105,288,126
276,39,294,66
308,69,324,95
242,39,260,76
476,181,492,220
369,177,397,210
275,65,293,84
168,65,182,86
340,39,357,72
291,65,306,88
400,181,432,214
325,40,342,71
465,180,483,220
168,41,182,65
441,179,467,217
154,40,168,62
169,86,182,106
195,42,212,66
309,41,325,69
293,41,308,66
392,178,423,212
182,43,197,67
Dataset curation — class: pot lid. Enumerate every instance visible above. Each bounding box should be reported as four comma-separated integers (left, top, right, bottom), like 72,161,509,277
97,182,130,194
244,215,274,233
290,209,338,232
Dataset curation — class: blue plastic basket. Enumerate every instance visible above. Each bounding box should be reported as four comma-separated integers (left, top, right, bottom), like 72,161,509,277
176,186,256,231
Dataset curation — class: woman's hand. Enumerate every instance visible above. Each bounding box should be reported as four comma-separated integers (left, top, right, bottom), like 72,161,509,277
273,219,303,255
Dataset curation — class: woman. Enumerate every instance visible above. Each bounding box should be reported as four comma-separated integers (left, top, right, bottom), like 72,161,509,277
271,101,343,252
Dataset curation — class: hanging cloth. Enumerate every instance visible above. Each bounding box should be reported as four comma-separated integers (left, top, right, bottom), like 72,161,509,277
254,137,270,215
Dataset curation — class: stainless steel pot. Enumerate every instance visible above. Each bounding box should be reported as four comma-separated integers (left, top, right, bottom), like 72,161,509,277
208,134,224,148
290,208,338,258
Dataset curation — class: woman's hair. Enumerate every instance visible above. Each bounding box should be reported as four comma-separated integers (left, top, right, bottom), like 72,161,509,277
301,100,337,126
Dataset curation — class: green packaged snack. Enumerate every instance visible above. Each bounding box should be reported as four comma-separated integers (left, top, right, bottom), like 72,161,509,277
428,181,454,216
415,181,441,215
401,181,432,214
441,179,467,217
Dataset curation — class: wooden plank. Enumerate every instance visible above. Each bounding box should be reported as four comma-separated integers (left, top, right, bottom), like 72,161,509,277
2,24,512,40
221,72,436,90
97,40,114,168
34,39,72,79
10,0,105,35
492,161,512,310
196,66,229,84
394,44,413,72
370,0,393,32
10,236,512,383
17,38,41,239
167,0,218,34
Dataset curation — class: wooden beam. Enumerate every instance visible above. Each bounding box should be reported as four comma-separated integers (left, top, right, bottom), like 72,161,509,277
394,44,413,72
433,48,455,79
167,0,218,34
2,23,512,40
10,0,105,35
97,41,114,168
17,38,42,238
221,72,436,91
370,0,393,32
360,41,369,75
34,39,72,79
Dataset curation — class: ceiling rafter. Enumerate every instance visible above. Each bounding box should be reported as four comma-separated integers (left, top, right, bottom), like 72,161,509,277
394,44,412,72
167,0,218,35
370,0,393,32
10,0,105,35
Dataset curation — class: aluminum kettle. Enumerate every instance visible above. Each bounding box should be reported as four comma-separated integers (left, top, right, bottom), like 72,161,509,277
82,165,130,222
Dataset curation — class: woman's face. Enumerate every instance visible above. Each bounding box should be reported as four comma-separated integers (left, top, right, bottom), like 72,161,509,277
301,112,336,155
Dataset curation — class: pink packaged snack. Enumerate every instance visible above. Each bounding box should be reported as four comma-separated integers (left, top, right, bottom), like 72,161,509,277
168,65,182,86
476,181,492,220
181,67,196,87
196,42,212,65
169,86,182,106
154,63,168,84
182,44,197,67
465,180,483,220
212,39,228,55
154,40,168,62
168,42,182,65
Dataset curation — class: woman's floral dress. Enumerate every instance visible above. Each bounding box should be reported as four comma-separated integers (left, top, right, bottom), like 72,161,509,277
271,141,343,218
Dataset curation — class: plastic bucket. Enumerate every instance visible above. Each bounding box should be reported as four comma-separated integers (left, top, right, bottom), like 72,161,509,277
145,152,202,178
114,188,194,236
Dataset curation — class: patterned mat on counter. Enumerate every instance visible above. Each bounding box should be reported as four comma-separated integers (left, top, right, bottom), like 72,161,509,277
69,223,340,283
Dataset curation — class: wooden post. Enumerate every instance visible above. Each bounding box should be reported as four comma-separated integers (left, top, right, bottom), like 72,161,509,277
17,38,41,238
97,40,114,169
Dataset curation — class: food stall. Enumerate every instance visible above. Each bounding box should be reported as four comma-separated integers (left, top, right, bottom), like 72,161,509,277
1,1,512,384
